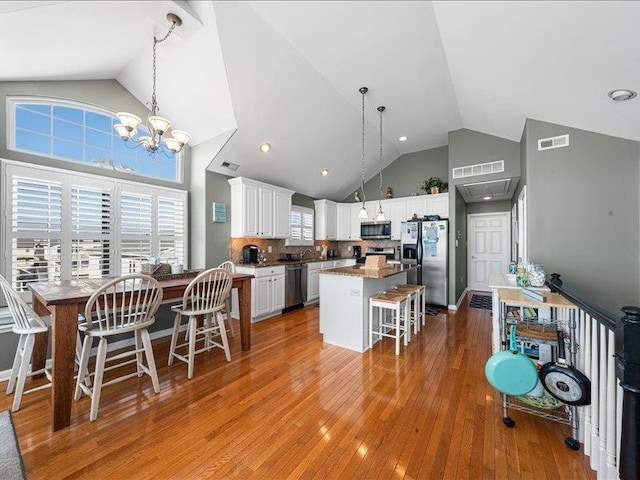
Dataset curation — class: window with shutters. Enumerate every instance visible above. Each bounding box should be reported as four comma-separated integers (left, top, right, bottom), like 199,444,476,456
1,161,188,300
286,205,314,246
7,96,182,182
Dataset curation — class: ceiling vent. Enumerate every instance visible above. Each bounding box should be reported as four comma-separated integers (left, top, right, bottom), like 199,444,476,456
220,161,239,171
459,178,513,202
452,160,504,179
538,134,569,151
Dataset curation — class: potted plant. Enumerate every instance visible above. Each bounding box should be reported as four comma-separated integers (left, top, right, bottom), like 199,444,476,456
421,177,448,194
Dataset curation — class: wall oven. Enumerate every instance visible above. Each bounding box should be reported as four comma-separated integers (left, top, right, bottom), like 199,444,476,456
360,221,391,240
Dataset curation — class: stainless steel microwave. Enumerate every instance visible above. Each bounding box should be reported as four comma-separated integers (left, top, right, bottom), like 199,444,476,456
360,221,392,239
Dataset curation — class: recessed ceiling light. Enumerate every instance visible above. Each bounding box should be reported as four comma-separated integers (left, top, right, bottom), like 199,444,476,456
608,89,637,101
483,196,492,201
399,136,408,142
259,143,271,153
321,169,329,176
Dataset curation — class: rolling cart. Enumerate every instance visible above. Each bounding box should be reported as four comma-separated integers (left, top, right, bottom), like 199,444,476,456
496,288,582,450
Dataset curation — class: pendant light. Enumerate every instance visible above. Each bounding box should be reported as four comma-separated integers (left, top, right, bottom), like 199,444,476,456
358,87,369,219
376,105,386,221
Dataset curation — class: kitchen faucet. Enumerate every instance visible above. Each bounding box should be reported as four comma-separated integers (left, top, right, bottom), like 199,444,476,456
300,249,312,260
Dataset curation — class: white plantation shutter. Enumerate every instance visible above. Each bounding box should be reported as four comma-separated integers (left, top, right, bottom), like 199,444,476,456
286,205,314,246
2,161,188,303
120,191,152,274
71,182,113,279
9,172,63,292
158,195,185,264
301,209,314,244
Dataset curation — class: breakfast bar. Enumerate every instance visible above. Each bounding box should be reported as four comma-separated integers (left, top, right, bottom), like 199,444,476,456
319,263,416,352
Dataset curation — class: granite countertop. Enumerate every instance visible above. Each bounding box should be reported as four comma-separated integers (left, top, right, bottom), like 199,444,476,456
319,264,416,279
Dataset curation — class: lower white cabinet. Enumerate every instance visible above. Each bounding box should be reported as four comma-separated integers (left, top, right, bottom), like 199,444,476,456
235,265,285,322
306,259,357,302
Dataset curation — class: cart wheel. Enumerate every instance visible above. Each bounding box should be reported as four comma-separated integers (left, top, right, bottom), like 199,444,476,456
502,417,515,428
565,437,580,451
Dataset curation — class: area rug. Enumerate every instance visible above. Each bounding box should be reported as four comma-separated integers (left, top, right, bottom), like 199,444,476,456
0,411,26,480
469,293,492,310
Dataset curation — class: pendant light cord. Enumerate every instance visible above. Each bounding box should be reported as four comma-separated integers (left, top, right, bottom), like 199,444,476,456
378,106,384,204
360,87,367,207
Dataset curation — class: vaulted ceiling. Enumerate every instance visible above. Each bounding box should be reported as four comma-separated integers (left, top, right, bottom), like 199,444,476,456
2,1,639,200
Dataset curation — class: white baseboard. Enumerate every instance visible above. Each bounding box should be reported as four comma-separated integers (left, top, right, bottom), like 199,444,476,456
448,288,469,311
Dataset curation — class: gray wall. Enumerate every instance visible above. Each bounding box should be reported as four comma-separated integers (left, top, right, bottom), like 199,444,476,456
342,145,448,202
292,193,316,209
205,170,234,268
524,119,640,313
447,129,520,305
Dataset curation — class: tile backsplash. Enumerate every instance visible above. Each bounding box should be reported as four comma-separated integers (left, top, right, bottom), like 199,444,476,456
229,238,400,264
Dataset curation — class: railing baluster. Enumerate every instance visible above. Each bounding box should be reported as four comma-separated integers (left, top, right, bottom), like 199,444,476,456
606,330,617,479
591,314,600,470
584,311,592,455
599,323,607,473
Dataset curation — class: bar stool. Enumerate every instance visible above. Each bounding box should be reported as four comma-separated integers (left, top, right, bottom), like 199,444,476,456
392,284,426,333
369,291,410,355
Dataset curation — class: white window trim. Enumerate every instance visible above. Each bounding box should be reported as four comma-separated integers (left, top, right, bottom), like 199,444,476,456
6,95,184,184
1,158,188,302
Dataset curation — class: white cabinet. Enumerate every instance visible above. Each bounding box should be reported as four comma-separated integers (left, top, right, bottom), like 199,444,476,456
306,262,322,302
314,199,337,240
405,197,428,219
426,193,449,218
336,203,361,241
381,198,406,240
228,177,294,238
235,265,285,321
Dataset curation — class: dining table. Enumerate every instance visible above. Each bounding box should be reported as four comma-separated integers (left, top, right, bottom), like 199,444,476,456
29,272,254,431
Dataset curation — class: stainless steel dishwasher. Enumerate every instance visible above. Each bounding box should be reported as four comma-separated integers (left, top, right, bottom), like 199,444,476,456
285,263,307,308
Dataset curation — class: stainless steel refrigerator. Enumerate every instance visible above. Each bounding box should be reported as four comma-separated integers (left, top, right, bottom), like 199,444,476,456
400,219,449,306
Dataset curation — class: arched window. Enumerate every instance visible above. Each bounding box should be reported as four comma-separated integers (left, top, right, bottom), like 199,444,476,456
8,97,181,182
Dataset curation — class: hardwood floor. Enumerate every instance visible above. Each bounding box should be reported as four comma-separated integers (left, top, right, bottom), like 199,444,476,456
2,294,595,479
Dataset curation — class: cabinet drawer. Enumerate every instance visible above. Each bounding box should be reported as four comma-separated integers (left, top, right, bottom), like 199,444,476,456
253,266,285,278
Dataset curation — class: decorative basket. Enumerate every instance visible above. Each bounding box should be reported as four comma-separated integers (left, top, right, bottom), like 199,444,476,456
141,263,171,276
150,269,200,281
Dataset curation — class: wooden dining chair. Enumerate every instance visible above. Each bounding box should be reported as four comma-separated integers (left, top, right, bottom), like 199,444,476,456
168,268,233,379
74,274,163,421
217,261,236,337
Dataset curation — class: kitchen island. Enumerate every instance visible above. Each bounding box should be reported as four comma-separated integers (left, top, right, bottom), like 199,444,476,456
319,264,417,352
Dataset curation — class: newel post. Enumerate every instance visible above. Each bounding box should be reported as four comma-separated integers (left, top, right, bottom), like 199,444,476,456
616,306,640,480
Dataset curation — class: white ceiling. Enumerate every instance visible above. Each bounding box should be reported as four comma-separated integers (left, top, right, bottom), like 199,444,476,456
2,1,640,200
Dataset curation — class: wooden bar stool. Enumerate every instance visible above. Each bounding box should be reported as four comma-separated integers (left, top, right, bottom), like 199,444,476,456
369,291,410,355
392,284,426,333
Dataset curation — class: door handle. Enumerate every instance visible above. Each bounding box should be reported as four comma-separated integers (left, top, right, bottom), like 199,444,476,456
471,256,477,259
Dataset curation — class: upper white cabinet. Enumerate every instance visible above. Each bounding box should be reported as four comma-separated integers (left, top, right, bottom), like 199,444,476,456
385,198,407,240
405,197,428,219
228,177,294,238
336,203,361,241
314,199,337,240
426,193,449,219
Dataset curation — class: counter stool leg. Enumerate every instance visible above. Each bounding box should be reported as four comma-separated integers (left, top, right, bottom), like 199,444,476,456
369,299,374,349
395,302,401,355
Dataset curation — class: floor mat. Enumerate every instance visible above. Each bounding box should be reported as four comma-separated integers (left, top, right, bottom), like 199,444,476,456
0,411,26,480
425,307,440,316
469,293,492,310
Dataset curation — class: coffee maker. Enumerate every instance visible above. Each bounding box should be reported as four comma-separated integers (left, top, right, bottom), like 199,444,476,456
353,245,362,258
242,244,259,264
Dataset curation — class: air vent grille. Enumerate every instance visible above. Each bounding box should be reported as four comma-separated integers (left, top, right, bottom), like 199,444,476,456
221,161,239,171
538,134,569,151
452,160,504,179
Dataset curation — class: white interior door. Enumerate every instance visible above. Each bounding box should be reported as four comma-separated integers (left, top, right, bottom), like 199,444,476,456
468,212,510,291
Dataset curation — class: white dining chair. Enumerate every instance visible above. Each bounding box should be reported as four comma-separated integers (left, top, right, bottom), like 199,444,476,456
74,274,163,421
0,274,88,412
168,268,233,379
217,261,236,337
1,274,52,412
